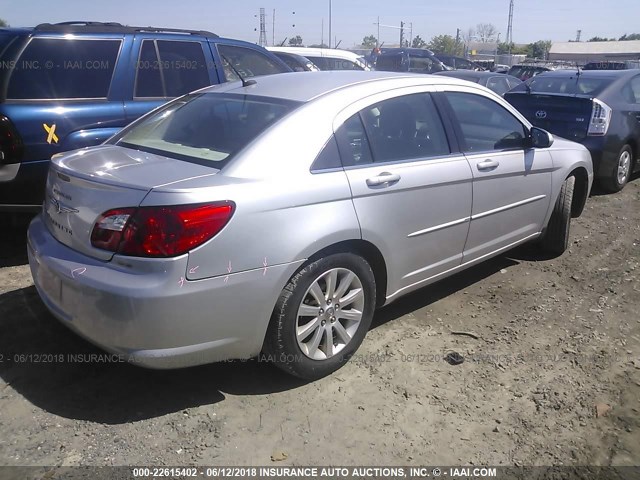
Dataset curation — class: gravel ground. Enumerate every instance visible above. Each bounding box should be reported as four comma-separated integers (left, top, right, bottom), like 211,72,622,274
0,177,639,468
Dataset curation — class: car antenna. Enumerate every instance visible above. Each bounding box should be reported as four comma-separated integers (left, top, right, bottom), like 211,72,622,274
221,54,256,87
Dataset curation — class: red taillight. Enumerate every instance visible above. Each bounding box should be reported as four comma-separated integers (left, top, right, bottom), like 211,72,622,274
91,202,234,257
0,115,24,165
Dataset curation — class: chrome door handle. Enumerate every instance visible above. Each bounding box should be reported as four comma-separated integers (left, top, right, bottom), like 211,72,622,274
477,159,500,170
366,172,401,187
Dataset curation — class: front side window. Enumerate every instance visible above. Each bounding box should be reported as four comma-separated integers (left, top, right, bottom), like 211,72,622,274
113,93,300,167
445,92,527,153
135,40,210,98
216,44,286,82
7,38,120,99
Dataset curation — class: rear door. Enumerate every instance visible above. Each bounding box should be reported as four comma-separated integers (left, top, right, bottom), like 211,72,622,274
442,89,552,263
335,89,473,300
123,36,218,122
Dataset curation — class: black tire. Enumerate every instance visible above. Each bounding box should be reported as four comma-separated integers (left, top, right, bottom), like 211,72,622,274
541,176,575,255
264,252,376,380
599,144,633,193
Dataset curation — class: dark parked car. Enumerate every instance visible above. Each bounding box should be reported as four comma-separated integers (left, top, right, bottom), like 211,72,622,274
0,21,290,211
434,54,484,71
507,64,552,81
269,51,320,72
505,69,640,192
375,48,449,74
435,70,522,96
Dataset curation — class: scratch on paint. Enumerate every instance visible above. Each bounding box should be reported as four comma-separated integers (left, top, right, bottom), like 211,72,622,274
263,257,268,276
189,265,200,274
178,276,185,288
71,267,86,279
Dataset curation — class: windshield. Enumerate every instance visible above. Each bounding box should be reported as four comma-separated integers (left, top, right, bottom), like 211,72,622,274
527,75,613,96
113,93,301,167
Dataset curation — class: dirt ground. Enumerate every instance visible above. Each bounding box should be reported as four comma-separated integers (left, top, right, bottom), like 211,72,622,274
0,177,639,469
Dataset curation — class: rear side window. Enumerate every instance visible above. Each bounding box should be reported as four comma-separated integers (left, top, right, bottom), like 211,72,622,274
135,40,210,98
217,44,286,82
409,55,444,73
486,76,510,95
7,38,120,99
114,93,300,167
335,114,373,167
445,92,526,152
0,34,18,57
375,54,404,72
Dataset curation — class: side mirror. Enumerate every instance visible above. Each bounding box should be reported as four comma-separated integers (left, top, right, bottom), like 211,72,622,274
530,126,554,148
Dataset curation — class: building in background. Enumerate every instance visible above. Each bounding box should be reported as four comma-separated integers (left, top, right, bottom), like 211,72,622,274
549,40,640,63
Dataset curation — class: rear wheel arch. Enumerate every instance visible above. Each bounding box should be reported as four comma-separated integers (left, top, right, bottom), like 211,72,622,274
568,167,589,218
302,240,388,308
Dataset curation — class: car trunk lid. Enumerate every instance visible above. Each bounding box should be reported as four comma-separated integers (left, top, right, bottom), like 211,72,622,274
44,145,218,261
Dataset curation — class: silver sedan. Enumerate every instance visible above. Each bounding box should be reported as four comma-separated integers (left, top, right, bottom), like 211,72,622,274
28,71,593,379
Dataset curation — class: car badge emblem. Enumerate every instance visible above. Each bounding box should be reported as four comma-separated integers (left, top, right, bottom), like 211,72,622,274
535,110,547,119
49,195,79,214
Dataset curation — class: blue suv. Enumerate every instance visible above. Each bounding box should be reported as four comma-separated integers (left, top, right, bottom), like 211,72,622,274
0,22,291,211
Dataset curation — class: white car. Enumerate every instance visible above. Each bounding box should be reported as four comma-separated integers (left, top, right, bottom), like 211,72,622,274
267,47,369,71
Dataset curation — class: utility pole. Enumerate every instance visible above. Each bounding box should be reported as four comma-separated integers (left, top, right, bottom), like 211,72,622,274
272,9,275,47
377,16,380,47
400,21,404,47
506,0,514,57
328,0,332,48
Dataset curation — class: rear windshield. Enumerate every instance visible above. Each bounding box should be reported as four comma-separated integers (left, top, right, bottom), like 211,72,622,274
527,75,613,95
113,93,301,167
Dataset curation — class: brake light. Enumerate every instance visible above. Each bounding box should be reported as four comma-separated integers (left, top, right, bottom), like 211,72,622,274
91,202,234,257
0,115,24,165
587,99,612,136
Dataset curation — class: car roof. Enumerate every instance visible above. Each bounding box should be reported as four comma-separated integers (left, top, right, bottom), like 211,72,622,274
3,21,219,38
268,47,361,60
435,70,522,84
379,47,436,56
199,71,475,103
534,68,640,79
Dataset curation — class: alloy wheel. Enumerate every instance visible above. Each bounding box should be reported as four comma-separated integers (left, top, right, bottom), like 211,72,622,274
296,268,365,360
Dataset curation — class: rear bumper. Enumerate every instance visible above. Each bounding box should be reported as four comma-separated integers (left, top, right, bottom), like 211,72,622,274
0,160,49,211
27,215,303,369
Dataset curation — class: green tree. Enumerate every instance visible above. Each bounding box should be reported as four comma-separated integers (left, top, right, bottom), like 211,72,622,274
0,18,9,27
497,42,514,54
362,35,377,48
619,33,640,41
427,34,463,55
412,35,427,49
308,43,329,48
588,36,615,42
288,35,303,46
527,40,552,59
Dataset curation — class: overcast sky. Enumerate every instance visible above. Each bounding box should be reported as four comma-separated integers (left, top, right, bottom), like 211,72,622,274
1,0,638,47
